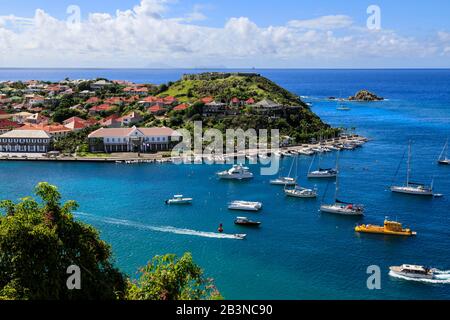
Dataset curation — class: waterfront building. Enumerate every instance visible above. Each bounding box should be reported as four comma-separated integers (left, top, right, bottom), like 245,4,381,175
88,126,181,153
0,129,52,153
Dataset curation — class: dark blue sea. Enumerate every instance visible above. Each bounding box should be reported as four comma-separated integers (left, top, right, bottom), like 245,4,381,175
1,69,450,299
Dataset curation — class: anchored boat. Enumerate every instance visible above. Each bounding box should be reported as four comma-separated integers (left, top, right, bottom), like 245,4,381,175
217,164,253,180
307,153,338,178
234,217,261,227
355,219,416,236
271,155,297,186
165,195,193,205
228,201,262,212
320,152,364,216
438,139,450,165
390,142,434,196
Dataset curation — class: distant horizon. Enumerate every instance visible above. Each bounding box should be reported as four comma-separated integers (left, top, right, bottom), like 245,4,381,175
1,67,450,71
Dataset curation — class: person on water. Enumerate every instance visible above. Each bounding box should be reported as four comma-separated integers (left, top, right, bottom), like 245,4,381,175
218,223,224,233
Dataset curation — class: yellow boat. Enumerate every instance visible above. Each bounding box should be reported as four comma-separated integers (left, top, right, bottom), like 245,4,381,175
355,219,417,236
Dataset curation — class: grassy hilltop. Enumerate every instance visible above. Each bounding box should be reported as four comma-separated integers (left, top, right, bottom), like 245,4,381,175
155,72,337,142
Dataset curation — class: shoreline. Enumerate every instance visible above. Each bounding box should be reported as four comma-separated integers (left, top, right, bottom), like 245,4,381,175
0,134,369,163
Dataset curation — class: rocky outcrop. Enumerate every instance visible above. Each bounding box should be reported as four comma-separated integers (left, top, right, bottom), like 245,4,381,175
348,90,383,101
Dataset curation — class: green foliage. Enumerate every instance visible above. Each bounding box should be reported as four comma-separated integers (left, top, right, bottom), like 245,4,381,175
53,125,100,153
126,253,222,300
0,183,127,300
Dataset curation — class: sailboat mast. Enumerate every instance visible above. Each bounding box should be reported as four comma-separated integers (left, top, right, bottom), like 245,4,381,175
406,141,411,187
334,151,340,202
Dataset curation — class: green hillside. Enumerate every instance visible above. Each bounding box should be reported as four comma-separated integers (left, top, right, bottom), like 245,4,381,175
152,72,338,143
160,72,306,106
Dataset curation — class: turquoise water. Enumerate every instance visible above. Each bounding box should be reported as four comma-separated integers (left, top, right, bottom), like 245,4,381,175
1,69,450,299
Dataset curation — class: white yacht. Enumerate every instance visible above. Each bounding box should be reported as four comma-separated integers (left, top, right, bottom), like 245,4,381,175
285,186,317,198
389,264,435,280
217,164,253,180
320,152,364,216
438,139,450,165
165,195,193,205
228,201,262,211
270,177,297,186
391,142,434,196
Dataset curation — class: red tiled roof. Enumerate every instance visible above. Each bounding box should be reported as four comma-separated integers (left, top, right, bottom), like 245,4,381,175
173,103,189,111
18,123,71,133
89,104,113,112
201,96,214,104
86,97,101,104
231,97,240,103
246,98,255,104
148,106,165,113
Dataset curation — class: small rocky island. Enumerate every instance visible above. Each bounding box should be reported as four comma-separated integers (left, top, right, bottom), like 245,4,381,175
348,90,384,101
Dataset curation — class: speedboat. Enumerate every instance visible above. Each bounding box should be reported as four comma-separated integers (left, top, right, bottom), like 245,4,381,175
285,186,317,198
389,264,435,280
228,201,262,211
307,168,337,178
234,217,261,227
270,177,297,186
217,164,253,180
165,195,193,205
320,202,364,216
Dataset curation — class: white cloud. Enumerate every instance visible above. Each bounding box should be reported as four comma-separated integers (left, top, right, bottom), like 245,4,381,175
0,0,449,67
288,15,353,30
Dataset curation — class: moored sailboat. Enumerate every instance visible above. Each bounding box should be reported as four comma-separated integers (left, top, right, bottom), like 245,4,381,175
320,152,364,216
390,142,434,196
438,139,450,165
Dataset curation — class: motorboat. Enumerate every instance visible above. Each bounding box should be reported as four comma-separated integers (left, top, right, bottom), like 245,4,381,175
391,142,435,196
270,177,297,186
228,201,262,211
234,217,261,227
165,195,193,205
285,186,317,198
389,264,435,280
217,164,253,180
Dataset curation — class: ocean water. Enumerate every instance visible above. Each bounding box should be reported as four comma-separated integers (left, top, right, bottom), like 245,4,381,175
1,69,450,299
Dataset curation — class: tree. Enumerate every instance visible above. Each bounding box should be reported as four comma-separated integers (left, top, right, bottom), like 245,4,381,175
0,183,127,300
126,253,222,300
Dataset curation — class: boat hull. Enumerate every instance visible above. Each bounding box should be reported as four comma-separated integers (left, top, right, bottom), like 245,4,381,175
285,189,317,198
320,205,364,216
390,186,433,196
355,225,416,236
389,267,434,279
438,159,450,165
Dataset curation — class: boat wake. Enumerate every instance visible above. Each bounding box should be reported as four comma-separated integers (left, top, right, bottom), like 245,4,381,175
74,212,244,240
389,270,450,284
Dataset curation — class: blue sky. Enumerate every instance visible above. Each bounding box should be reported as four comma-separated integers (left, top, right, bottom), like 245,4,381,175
1,0,449,68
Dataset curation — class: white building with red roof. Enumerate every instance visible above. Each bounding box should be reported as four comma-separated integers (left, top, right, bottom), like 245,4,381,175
88,126,181,153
